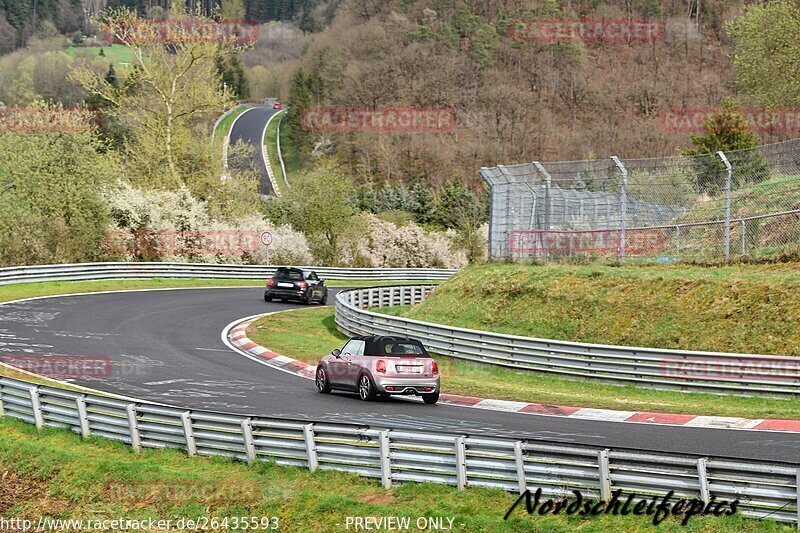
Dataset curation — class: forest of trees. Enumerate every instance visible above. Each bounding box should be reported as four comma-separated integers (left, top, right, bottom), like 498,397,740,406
0,0,84,53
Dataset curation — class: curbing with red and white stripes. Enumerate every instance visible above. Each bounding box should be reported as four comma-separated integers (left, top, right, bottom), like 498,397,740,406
227,315,800,433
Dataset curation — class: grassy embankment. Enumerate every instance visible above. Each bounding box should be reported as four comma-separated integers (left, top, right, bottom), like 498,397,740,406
263,109,289,190
248,262,800,419
0,417,786,532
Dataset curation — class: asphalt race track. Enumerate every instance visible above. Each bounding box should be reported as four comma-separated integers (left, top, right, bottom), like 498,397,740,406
1,287,798,461
228,105,281,196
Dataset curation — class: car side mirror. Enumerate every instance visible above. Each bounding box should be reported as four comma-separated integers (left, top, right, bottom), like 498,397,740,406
332,349,341,358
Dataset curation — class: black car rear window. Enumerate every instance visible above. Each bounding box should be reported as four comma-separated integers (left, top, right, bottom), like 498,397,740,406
275,269,304,281
380,342,428,357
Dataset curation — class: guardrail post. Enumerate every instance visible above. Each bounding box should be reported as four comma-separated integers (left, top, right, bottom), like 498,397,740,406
717,150,732,260
455,437,467,491
598,449,611,503
75,395,90,438
0,381,5,417
378,288,385,309
796,469,800,527
400,286,406,305
241,418,256,463
379,429,392,489
126,404,141,452
611,156,628,264
303,423,319,473
181,411,197,457
696,458,710,504
513,441,527,495
368,289,374,308
29,387,44,430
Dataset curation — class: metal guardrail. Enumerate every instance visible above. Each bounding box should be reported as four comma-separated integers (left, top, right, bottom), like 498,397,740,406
335,286,800,397
0,263,457,286
0,375,796,523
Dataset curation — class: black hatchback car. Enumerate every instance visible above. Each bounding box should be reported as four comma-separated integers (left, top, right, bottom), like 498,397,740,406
265,267,328,305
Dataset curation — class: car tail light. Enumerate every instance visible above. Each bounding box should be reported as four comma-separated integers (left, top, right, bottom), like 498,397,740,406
298,281,307,289
431,361,439,374
267,278,275,286
376,359,386,373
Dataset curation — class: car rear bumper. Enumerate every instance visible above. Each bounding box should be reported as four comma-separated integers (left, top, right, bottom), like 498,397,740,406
265,289,306,300
373,376,440,396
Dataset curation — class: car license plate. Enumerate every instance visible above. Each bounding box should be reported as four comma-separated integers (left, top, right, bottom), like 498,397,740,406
277,282,294,288
397,366,422,374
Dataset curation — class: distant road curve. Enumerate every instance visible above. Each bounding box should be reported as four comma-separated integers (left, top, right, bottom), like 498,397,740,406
228,105,282,196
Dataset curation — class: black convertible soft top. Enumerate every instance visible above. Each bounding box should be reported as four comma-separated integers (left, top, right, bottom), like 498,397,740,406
352,335,430,357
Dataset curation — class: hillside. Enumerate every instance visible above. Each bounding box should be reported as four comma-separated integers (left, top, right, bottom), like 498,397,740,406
387,263,800,356
284,0,775,189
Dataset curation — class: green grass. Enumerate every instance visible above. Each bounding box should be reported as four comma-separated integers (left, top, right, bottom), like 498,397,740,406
277,111,303,178
247,306,800,419
264,109,289,190
64,44,138,68
0,417,786,532
390,263,800,356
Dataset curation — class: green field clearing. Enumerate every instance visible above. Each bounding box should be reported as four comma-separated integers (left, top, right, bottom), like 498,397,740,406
0,417,785,532
65,44,138,67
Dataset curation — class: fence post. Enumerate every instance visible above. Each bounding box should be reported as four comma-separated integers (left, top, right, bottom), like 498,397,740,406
675,226,681,255
741,220,746,256
598,449,612,503
181,411,196,457
0,381,4,418
241,418,256,463
126,404,141,452
29,387,44,430
533,161,552,261
303,423,319,473
379,429,392,489
513,441,527,495
696,458,710,504
717,150,732,260
455,437,467,490
610,157,628,263
75,395,90,438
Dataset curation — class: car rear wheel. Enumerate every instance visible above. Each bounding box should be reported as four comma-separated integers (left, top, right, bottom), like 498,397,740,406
315,367,331,393
321,292,328,305
422,391,439,405
358,374,376,401
264,295,272,302
304,292,313,305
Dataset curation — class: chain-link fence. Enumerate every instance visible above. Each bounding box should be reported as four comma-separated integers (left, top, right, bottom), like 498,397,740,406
481,138,800,262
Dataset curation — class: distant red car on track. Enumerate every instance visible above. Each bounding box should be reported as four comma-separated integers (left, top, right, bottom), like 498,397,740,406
273,102,282,109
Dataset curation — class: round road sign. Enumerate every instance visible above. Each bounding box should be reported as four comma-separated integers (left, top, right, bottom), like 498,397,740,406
260,231,273,247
